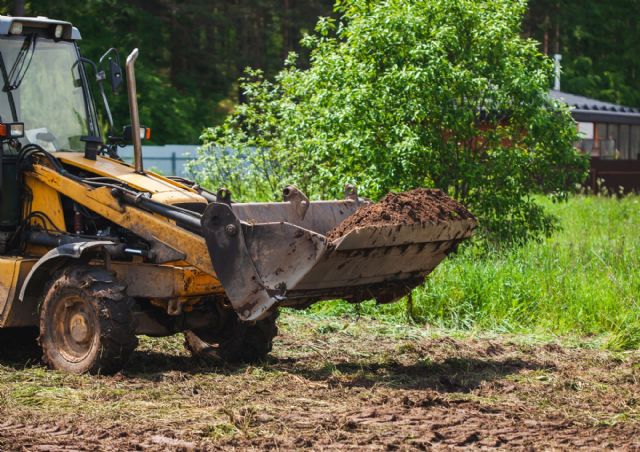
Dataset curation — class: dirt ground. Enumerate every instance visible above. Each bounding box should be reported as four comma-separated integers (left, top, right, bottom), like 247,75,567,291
0,312,638,451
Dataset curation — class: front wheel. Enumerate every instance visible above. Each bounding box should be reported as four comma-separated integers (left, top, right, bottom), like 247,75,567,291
39,266,138,374
185,309,278,363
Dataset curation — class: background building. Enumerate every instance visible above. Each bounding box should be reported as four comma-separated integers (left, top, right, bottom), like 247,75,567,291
550,90,640,192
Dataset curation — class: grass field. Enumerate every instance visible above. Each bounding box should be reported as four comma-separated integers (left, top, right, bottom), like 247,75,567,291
310,195,640,349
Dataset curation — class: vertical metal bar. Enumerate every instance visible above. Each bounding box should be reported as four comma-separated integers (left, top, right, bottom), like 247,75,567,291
553,54,562,91
125,48,143,174
171,152,176,176
0,143,4,202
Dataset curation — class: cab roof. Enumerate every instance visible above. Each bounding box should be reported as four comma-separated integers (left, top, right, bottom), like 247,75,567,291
0,16,81,40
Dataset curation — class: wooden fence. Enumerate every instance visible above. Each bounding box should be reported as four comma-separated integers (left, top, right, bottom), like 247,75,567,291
589,158,640,193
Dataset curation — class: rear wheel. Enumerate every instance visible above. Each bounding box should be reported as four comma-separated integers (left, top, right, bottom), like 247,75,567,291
185,309,278,363
39,266,138,374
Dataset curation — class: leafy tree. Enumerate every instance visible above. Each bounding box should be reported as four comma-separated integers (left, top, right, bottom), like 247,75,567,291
191,0,587,243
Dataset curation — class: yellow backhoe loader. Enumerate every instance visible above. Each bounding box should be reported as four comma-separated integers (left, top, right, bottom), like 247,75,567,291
0,16,475,374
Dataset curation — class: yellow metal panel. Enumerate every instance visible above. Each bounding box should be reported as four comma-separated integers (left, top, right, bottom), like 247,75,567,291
0,258,17,311
101,155,205,193
29,163,218,280
0,257,37,327
23,174,66,230
23,244,50,257
111,262,223,299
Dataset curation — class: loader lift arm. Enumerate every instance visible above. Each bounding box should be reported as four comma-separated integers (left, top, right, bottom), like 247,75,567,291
26,161,215,276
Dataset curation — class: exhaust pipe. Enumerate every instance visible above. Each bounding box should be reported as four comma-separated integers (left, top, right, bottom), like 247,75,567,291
125,48,143,174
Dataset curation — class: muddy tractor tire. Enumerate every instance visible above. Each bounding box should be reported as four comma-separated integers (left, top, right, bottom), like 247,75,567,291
39,266,138,375
185,309,278,364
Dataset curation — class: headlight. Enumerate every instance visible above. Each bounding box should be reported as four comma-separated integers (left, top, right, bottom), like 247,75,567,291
122,125,151,142
9,123,24,138
0,122,25,139
9,22,22,35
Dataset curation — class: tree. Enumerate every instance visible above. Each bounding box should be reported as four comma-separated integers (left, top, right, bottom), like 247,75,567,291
525,0,640,107
191,0,587,243
12,0,24,15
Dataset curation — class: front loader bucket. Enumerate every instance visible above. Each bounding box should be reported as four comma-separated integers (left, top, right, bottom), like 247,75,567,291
201,199,476,321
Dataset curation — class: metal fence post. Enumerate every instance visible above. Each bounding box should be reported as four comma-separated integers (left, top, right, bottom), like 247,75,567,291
171,152,177,176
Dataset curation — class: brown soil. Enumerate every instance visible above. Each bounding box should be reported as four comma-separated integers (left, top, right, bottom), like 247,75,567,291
0,314,638,450
326,188,475,240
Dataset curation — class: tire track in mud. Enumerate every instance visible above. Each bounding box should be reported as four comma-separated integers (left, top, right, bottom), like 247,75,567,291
0,420,105,451
0,420,198,451
213,388,638,450
337,396,632,450
0,319,639,450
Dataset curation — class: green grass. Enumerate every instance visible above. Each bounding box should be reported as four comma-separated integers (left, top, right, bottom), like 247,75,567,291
307,195,640,349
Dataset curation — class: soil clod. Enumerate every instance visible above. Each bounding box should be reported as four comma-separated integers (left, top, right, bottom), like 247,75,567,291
326,188,475,240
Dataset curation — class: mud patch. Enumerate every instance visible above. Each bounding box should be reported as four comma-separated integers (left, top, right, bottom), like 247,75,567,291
326,188,475,240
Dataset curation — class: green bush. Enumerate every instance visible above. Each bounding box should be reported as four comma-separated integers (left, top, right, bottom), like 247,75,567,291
191,0,587,243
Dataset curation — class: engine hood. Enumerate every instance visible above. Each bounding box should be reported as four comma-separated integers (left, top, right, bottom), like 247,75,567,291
54,152,208,207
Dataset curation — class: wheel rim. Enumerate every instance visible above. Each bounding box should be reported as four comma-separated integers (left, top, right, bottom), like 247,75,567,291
52,294,97,363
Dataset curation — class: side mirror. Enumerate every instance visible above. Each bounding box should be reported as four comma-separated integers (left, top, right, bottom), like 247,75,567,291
79,57,115,133
99,48,123,94
109,58,123,93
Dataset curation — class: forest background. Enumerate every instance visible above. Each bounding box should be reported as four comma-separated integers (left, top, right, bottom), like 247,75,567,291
1,0,636,145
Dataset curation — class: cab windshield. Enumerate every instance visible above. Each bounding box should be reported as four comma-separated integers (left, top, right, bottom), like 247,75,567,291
0,35,98,152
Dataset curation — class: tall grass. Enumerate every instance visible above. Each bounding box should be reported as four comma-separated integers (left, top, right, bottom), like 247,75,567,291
308,195,640,348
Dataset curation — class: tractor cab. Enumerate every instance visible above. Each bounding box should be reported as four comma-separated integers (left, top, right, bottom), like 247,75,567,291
0,17,100,247
0,17,95,152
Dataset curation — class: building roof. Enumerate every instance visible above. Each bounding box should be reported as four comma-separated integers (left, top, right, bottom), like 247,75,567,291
550,90,640,113
550,90,640,124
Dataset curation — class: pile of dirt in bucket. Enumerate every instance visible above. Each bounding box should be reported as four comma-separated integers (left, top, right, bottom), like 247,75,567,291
325,188,475,240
